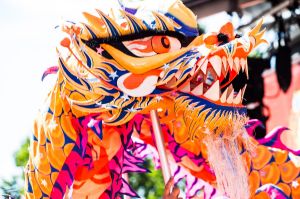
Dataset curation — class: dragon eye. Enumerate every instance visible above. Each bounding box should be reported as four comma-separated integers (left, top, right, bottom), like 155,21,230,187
123,36,181,57
152,36,171,54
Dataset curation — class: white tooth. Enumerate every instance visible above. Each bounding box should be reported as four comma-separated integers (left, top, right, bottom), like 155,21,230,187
197,58,205,67
165,77,177,88
228,56,234,70
159,71,165,78
241,84,247,98
191,83,203,96
204,80,220,101
222,56,228,72
209,56,222,77
233,89,242,104
240,58,246,72
175,70,181,79
227,87,234,104
190,66,196,76
220,88,228,103
201,59,208,74
180,82,190,93
227,84,234,97
234,57,240,73
245,60,249,79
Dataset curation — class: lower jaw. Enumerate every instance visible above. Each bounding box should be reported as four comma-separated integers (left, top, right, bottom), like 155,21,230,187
174,92,248,139
174,93,253,199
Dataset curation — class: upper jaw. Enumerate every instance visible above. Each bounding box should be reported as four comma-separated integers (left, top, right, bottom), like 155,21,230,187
176,37,251,107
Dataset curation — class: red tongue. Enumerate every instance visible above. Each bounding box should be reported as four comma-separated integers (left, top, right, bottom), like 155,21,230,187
123,70,162,90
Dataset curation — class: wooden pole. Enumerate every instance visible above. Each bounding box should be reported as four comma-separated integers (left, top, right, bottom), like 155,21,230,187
150,110,171,184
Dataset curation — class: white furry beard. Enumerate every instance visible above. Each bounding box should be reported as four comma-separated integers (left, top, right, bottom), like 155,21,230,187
204,130,251,199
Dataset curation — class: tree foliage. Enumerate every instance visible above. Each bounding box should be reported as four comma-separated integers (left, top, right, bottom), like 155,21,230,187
0,138,30,199
129,158,165,199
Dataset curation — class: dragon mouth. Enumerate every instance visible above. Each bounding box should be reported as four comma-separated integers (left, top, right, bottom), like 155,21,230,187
178,54,248,106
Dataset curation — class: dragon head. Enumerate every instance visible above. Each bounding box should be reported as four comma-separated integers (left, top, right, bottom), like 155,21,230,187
46,1,267,198
58,0,265,138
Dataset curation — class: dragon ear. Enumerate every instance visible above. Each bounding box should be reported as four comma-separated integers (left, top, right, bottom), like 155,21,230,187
220,22,235,41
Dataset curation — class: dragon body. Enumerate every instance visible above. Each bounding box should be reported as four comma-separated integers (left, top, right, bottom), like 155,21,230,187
25,0,300,198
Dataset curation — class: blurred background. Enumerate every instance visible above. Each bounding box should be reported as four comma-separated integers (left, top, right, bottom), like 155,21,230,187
0,0,299,198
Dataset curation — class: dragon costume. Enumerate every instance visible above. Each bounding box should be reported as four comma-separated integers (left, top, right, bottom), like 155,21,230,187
25,0,300,198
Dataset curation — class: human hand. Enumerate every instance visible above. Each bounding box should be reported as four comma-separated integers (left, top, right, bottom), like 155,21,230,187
163,177,182,199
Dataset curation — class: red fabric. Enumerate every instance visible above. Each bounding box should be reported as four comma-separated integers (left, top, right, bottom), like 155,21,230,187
263,64,300,131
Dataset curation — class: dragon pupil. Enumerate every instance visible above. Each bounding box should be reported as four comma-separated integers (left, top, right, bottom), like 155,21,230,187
161,37,170,48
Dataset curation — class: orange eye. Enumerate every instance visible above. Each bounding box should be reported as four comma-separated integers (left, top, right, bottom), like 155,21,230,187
152,36,171,54
123,36,181,57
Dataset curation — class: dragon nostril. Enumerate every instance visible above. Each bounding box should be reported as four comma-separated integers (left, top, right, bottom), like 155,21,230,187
235,34,242,38
217,33,229,44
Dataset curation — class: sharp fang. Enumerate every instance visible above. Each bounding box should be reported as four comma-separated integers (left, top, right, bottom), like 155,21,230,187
204,80,220,101
175,70,182,79
245,60,249,79
241,84,247,98
179,82,190,93
197,58,205,67
228,56,234,70
240,58,246,72
190,66,196,76
209,56,222,77
220,88,228,103
227,84,234,97
234,57,240,73
222,56,228,72
201,59,208,74
233,89,242,104
227,89,234,104
191,83,203,96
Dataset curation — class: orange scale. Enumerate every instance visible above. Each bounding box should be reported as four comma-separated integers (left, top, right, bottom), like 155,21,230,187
51,172,59,184
274,150,289,164
260,162,280,185
173,121,189,144
45,119,65,148
249,170,261,196
35,172,53,195
279,161,300,184
34,120,46,146
63,143,75,157
200,142,208,160
277,182,291,197
291,177,300,198
27,158,35,172
100,128,121,160
25,192,37,199
180,138,202,155
46,143,66,170
60,115,77,141
253,191,271,199
49,91,63,117
27,172,43,198
33,145,51,175
251,145,273,170
32,141,39,157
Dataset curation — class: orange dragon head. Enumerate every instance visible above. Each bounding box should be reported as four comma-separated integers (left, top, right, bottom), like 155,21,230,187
57,0,266,140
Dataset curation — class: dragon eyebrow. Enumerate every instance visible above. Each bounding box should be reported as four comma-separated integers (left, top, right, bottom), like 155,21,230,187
82,30,196,50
